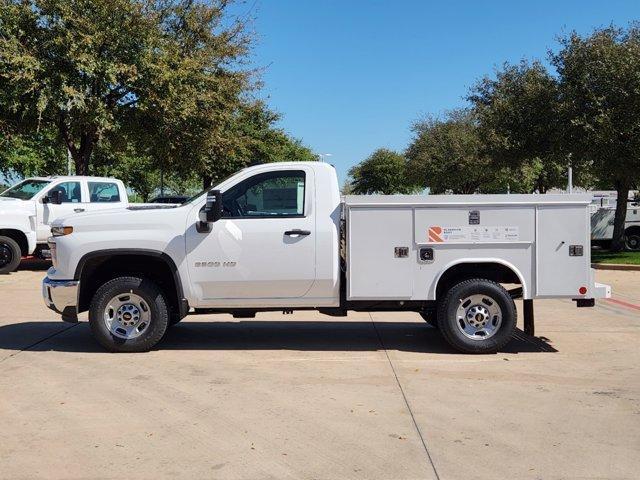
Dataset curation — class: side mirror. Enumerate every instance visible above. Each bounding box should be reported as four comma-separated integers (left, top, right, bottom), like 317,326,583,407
44,189,63,205
203,189,223,223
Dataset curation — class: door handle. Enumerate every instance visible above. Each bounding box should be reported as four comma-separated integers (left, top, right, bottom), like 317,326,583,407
74,208,85,213
284,229,311,236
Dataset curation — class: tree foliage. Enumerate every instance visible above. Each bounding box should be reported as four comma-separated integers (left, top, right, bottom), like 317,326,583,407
468,60,571,193
406,110,520,194
0,0,252,176
0,0,316,197
553,25,640,250
348,148,417,194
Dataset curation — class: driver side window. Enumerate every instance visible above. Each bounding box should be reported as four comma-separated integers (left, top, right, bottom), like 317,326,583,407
49,182,82,203
222,170,305,218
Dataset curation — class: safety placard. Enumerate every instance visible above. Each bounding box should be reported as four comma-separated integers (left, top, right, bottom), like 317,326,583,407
428,226,519,243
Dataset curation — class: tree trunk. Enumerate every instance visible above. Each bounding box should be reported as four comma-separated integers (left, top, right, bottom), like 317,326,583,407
73,154,89,176
610,180,630,252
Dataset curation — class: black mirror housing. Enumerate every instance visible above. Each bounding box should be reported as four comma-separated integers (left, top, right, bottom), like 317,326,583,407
204,189,222,223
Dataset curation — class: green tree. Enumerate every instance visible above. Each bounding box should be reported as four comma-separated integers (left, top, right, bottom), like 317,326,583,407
0,0,252,176
199,101,317,189
468,60,571,193
348,148,417,195
553,25,640,251
0,128,67,178
406,110,521,194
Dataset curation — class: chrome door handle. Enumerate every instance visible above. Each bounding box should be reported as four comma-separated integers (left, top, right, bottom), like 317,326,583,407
284,229,310,236
74,208,85,213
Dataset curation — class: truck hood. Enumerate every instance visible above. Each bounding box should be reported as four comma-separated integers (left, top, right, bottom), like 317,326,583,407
0,197,35,217
52,204,188,232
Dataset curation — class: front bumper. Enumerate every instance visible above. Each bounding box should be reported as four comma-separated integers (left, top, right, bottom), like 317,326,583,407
42,277,79,323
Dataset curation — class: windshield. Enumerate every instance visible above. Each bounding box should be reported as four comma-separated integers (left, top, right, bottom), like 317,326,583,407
0,179,51,200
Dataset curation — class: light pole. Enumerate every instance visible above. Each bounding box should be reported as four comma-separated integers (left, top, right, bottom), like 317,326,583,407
319,153,332,162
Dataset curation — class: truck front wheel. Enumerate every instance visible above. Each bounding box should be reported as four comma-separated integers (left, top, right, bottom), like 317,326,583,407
0,236,21,274
88,276,169,352
437,278,516,354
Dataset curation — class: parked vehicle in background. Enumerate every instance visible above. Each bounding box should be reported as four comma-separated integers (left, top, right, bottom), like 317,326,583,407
591,200,640,251
149,195,189,204
0,176,128,273
43,162,610,354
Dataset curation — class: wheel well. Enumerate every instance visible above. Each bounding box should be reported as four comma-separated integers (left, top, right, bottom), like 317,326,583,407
625,225,640,236
77,253,183,317
435,262,522,300
0,229,28,256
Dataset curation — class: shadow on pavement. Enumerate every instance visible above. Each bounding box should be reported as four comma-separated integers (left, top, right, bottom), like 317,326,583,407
0,320,557,354
18,258,51,271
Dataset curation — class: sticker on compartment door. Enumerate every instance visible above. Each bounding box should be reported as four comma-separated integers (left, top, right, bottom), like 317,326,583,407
428,226,519,243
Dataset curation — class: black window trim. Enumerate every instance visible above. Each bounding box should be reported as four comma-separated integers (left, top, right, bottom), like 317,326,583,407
218,169,307,220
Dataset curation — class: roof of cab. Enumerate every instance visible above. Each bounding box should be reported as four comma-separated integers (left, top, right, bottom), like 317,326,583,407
27,176,122,182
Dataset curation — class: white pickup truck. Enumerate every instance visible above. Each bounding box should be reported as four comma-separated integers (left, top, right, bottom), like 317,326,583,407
42,162,611,353
0,176,128,273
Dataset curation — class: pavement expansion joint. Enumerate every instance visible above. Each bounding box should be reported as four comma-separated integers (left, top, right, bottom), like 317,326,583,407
368,313,441,480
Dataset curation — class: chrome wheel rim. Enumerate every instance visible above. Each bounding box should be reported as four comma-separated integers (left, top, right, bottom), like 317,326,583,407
0,243,13,268
626,235,640,251
103,293,151,340
455,294,502,340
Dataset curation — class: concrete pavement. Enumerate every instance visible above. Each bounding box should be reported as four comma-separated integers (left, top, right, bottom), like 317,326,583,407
0,265,639,479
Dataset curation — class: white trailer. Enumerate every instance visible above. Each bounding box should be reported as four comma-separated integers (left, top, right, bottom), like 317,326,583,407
42,162,611,354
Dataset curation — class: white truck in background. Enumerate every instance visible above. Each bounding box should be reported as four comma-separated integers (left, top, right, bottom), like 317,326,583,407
591,201,640,251
42,162,611,354
0,176,128,273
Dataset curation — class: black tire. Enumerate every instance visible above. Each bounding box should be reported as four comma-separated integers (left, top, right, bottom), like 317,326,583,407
88,276,169,352
0,236,21,274
437,278,517,354
625,232,640,251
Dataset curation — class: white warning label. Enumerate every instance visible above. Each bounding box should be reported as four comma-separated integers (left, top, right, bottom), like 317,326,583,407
428,226,519,243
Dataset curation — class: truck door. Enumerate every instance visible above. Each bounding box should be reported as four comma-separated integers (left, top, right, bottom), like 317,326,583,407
185,167,316,303
36,181,84,241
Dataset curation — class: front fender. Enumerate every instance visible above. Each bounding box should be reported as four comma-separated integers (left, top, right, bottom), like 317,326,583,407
0,211,37,255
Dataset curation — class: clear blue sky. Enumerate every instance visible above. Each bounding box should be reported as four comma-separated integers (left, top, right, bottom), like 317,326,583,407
231,0,639,185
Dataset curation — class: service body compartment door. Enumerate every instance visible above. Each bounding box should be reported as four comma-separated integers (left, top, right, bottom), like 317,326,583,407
347,207,413,299
536,206,590,296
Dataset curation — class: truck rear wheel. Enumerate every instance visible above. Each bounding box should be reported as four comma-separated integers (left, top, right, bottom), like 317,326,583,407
626,232,640,251
0,236,21,274
437,278,516,354
88,276,169,353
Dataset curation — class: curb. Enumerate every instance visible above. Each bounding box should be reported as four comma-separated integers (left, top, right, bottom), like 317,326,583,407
592,263,640,271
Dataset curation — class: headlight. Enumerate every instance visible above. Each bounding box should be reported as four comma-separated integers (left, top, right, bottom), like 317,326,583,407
51,226,73,237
